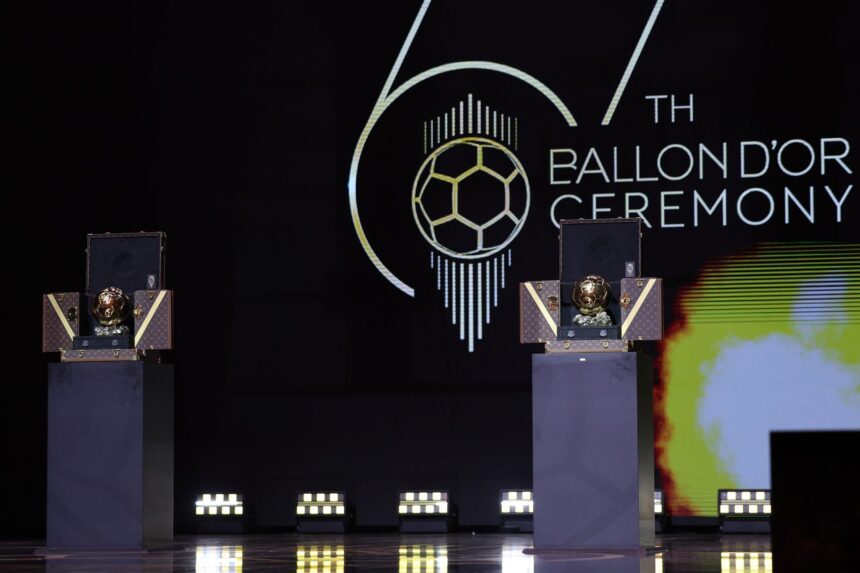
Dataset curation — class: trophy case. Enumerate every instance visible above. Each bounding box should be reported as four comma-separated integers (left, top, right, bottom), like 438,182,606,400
41,232,174,549
520,218,662,352
522,218,659,551
42,232,173,362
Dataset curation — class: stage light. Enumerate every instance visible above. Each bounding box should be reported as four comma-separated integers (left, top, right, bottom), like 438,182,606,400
398,491,452,533
296,492,350,533
297,545,344,573
397,491,449,515
296,492,346,515
720,552,772,572
499,490,533,533
398,545,448,573
194,493,247,534
195,493,244,516
718,489,771,533
195,545,243,573
500,490,533,515
718,490,771,516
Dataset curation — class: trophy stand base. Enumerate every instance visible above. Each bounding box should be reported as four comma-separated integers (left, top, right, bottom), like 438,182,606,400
532,352,654,550
47,362,174,549
94,325,131,336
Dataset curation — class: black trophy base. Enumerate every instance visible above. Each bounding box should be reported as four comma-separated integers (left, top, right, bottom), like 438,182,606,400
47,362,174,549
72,335,132,350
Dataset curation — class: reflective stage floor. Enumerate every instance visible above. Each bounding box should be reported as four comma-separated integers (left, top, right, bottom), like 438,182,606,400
1,532,772,572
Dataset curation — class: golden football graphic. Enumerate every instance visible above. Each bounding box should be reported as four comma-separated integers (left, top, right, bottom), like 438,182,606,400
412,137,529,259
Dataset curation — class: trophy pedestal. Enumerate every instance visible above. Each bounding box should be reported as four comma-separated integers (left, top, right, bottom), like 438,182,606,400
47,362,174,549
532,352,654,550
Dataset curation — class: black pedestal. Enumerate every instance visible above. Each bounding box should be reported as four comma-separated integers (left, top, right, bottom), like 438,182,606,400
47,362,174,549
771,431,860,573
532,352,655,550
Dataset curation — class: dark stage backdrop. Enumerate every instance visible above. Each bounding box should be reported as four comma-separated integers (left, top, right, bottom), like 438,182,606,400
3,1,859,535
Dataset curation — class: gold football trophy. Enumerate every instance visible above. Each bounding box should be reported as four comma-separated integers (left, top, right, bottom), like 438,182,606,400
572,275,613,326
92,287,131,336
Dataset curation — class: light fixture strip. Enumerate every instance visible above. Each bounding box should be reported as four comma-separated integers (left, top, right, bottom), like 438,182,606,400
399,492,448,501
397,492,450,515
718,490,772,515
499,490,533,502
499,500,534,514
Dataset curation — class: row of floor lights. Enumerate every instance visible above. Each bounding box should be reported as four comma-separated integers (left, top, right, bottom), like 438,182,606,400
193,489,773,531
191,490,680,519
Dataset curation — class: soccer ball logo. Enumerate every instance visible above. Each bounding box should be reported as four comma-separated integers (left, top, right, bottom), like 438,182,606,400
412,137,530,259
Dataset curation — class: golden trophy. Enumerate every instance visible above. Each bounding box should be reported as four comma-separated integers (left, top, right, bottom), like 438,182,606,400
92,286,131,336
572,275,613,326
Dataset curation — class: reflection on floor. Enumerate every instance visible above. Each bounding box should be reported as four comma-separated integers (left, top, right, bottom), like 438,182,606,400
0,532,773,572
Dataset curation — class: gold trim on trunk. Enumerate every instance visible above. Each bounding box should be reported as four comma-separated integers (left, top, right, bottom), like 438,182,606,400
524,282,557,336
134,290,167,347
47,294,75,341
621,278,656,337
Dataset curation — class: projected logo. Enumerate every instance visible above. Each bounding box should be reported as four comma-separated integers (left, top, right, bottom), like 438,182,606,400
348,0,665,351
409,112,529,350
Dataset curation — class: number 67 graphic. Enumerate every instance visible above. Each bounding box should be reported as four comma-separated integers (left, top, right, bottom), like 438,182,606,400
348,0,666,297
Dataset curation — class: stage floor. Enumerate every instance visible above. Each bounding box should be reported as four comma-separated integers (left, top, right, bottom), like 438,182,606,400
1,532,772,572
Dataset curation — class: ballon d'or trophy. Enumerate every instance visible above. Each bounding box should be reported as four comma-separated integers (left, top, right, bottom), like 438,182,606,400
92,286,131,336
572,275,613,326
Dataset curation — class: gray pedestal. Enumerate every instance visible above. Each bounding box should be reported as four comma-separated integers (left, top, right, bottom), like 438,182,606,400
47,362,174,549
532,352,654,550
